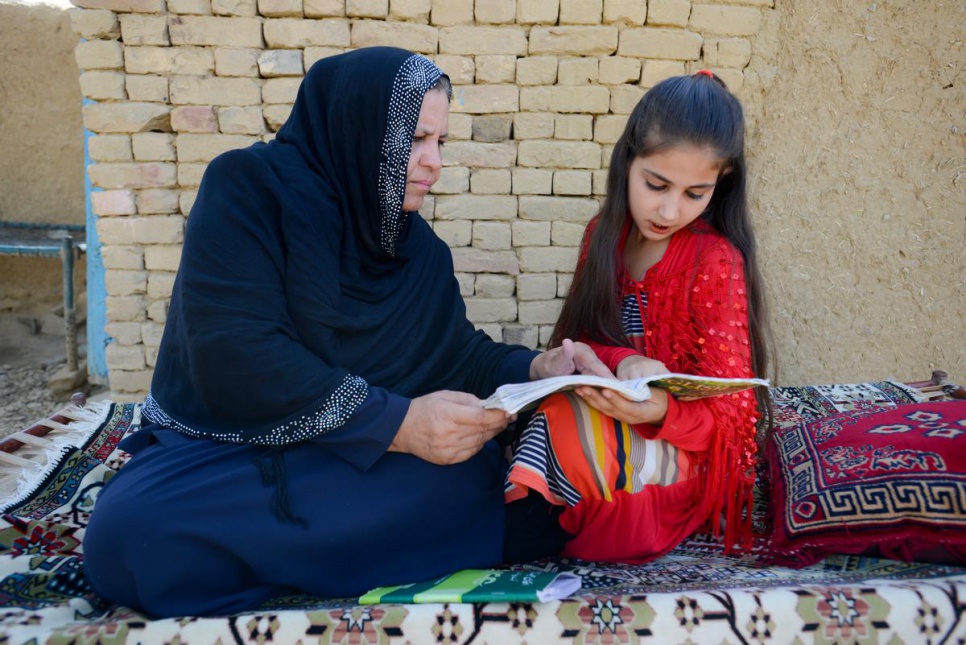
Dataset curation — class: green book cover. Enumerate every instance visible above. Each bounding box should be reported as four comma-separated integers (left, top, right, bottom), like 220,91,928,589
359,569,582,604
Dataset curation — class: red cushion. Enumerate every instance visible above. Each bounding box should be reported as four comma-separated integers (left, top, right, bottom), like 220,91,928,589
766,400,966,567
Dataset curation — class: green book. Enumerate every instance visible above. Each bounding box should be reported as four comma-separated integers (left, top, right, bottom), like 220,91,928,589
359,569,582,604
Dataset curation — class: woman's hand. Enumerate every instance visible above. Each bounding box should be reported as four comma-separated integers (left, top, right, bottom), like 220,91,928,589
390,391,515,465
615,355,669,381
529,338,614,380
574,385,670,427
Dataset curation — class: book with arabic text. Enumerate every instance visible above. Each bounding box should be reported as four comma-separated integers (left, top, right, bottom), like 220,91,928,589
482,373,769,415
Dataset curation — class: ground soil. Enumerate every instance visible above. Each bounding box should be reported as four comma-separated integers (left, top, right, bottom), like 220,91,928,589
0,308,97,438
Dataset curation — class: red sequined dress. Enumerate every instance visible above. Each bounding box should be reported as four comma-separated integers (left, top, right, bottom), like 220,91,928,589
505,216,760,562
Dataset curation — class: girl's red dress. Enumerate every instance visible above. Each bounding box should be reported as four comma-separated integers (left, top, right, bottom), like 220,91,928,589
506,216,760,562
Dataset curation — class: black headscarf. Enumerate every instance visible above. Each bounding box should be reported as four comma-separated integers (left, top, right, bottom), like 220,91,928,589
143,47,530,445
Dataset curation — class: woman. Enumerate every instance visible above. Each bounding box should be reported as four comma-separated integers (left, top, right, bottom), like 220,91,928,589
83,47,607,618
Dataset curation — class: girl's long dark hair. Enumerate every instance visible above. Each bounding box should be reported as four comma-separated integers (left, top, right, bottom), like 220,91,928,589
551,73,774,431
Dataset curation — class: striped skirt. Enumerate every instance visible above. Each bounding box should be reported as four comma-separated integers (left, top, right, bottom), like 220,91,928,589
505,392,692,507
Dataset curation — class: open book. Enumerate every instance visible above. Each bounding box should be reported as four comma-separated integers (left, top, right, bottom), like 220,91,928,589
483,372,769,414
359,568,582,604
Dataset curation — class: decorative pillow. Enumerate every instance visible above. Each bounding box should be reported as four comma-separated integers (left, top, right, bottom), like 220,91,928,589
766,400,966,567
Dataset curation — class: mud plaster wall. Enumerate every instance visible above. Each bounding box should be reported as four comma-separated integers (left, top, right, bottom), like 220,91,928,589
0,1,86,312
743,0,964,385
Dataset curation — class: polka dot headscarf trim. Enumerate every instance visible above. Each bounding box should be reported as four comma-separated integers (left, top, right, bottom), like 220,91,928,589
377,54,443,257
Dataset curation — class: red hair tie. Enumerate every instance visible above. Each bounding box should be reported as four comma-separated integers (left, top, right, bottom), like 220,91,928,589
696,69,714,78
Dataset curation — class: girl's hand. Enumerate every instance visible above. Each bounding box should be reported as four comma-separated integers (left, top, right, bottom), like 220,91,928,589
616,355,669,381
529,338,614,380
574,385,669,427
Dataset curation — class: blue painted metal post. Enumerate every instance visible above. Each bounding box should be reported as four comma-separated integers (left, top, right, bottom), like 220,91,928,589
84,98,109,384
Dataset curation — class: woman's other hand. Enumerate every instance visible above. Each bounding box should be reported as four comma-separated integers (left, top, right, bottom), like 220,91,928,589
529,339,614,380
574,385,670,427
615,355,669,380
390,391,514,465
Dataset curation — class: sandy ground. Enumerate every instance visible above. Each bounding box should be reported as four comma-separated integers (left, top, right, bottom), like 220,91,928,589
0,309,91,438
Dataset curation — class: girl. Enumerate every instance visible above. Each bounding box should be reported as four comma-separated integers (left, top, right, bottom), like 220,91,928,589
505,71,772,564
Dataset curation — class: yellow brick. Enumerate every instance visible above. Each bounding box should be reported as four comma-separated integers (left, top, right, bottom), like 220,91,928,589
447,113,473,139
89,135,133,162
518,141,601,169
89,162,177,189
647,0,689,27
475,0,514,23
176,133,259,162
80,71,127,100
83,103,172,133
180,190,199,215
528,26,617,56
170,76,261,105
689,4,761,36
475,55,517,84
551,220,587,244
519,86,610,114
703,38,753,67
442,142,517,168
518,195,599,221
304,0,346,17
472,221,512,250
120,14,169,45
75,39,124,70
431,0,473,25
640,59,686,87
212,0,257,16
126,74,169,102
618,28,702,60
593,114,627,143
72,0,163,11
168,16,263,47
263,104,293,131
555,114,593,140
351,19,437,53
125,46,215,75
168,0,212,14
475,274,515,298
132,133,176,161
218,106,266,134
516,0,559,24
451,85,519,114
140,320,166,346
610,85,645,113
515,56,557,85
518,299,563,325
557,57,598,84
434,55,475,84
92,190,137,216
513,112,555,140
258,0,304,16
512,220,551,245
451,247,520,274
512,168,553,195
433,220,472,246
304,47,346,68
705,67,743,91
171,106,218,133
470,169,511,194
107,343,146,369
264,18,351,47
68,8,120,39
438,26,528,55
560,0,601,24
137,189,181,214
432,167,470,194
518,246,579,271
603,0,646,24
517,273,556,300
598,55,640,84
552,170,592,195
101,247,143,271
592,168,608,194
178,162,208,187
147,271,177,299
105,295,148,322
465,297,517,323
435,194,518,220
131,216,185,244
347,0,388,17
390,0,431,21
258,50,305,76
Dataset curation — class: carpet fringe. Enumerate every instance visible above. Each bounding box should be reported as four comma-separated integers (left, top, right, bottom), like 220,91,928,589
0,400,114,513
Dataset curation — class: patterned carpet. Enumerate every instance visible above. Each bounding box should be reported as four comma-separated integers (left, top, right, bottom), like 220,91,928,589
2,386,965,644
